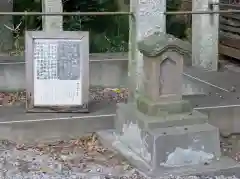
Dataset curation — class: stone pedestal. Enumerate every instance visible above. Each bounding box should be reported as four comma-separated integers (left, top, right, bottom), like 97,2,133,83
114,103,220,170
115,103,208,133
97,101,240,177
143,123,221,168
136,96,192,116
98,129,240,177
97,33,240,177
116,33,222,170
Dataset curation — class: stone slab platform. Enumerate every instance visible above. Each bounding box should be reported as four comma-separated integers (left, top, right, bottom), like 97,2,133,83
184,66,240,93
97,130,240,178
0,101,116,143
182,66,240,109
115,103,208,133
197,106,240,136
184,92,240,109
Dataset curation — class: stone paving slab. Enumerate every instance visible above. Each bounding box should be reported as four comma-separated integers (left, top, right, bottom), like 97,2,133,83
0,114,114,144
184,92,240,109
182,74,225,95
0,101,116,122
0,102,116,143
197,106,240,135
184,66,240,93
97,130,240,178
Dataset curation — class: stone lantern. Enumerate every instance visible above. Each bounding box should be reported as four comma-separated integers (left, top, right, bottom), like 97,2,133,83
137,32,192,116
99,31,230,174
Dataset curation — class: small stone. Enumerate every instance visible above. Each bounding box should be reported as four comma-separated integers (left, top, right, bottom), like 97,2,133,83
230,86,236,92
204,162,209,165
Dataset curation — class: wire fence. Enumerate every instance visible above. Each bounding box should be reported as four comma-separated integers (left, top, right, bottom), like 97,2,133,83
0,56,128,65
1,9,240,16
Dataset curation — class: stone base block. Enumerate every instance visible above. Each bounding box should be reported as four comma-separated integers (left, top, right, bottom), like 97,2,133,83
143,123,221,169
137,96,192,116
115,103,208,134
97,130,240,178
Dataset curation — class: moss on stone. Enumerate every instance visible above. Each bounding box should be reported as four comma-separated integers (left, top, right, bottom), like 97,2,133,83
136,95,192,116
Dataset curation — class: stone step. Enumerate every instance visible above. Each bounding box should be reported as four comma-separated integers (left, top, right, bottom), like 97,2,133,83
115,103,208,134
0,105,115,143
97,130,239,178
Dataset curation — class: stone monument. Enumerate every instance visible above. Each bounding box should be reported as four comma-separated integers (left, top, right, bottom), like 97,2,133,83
137,32,192,116
98,32,240,177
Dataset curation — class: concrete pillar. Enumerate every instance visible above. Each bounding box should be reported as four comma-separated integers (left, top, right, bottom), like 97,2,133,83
128,0,166,100
42,0,63,31
0,0,13,52
192,0,219,71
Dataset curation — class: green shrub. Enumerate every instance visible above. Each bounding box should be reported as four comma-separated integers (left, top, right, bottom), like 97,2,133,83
13,0,187,53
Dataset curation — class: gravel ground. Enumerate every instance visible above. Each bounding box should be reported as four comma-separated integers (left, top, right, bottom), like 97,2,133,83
221,135,240,162
0,134,147,179
0,135,238,179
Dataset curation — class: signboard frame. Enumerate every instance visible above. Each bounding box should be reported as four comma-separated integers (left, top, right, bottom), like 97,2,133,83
25,31,89,113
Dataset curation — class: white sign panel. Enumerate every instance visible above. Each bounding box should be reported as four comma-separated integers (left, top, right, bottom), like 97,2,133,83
33,39,82,106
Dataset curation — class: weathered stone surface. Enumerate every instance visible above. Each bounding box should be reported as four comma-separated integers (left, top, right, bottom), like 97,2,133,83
42,0,63,31
192,0,219,71
130,0,166,96
143,123,221,169
98,130,240,178
136,96,192,116
138,32,191,57
139,32,190,103
115,103,208,134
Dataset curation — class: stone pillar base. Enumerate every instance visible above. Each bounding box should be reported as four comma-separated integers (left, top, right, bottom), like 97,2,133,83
97,129,240,177
112,103,222,171
136,96,192,116
115,103,208,134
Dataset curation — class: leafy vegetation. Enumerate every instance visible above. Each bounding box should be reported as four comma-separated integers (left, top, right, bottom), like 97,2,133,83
166,0,189,39
63,0,129,53
12,0,188,53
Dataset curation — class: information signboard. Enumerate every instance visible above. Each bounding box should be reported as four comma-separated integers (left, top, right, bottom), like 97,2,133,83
25,31,89,112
